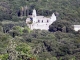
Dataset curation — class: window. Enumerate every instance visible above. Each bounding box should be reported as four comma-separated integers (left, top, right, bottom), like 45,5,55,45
42,20,43,23
38,20,40,23
47,20,49,23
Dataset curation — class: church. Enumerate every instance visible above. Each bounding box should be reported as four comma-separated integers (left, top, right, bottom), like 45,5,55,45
26,9,56,30
74,25,80,31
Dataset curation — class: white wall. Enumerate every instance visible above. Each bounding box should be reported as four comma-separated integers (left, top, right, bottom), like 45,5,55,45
74,25,80,31
31,23,50,30
74,27,80,31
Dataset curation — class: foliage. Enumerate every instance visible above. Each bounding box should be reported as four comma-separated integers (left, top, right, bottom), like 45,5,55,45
0,26,3,32
0,54,9,60
49,20,74,33
16,43,31,54
23,27,31,33
0,0,80,24
0,0,80,60
12,26,24,34
0,22,80,60
15,43,34,60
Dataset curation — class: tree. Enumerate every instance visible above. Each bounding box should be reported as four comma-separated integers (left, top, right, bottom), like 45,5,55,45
0,26,3,32
49,20,74,33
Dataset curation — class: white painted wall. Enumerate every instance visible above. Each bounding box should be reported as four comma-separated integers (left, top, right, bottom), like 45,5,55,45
74,25,80,31
31,23,50,30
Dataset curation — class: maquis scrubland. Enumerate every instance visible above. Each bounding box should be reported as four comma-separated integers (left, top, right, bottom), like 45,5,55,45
0,0,80,60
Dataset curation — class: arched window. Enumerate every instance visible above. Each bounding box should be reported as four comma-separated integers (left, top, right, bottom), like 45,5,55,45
42,20,43,23
38,20,40,23
47,20,49,23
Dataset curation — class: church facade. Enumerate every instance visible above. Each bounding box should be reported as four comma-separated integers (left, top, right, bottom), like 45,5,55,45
26,9,56,30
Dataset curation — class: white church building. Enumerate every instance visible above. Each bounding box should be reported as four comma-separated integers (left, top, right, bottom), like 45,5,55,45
74,25,80,31
26,9,56,30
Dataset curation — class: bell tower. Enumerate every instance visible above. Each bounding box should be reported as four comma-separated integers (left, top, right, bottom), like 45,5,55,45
32,9,37,23
50,13,56,23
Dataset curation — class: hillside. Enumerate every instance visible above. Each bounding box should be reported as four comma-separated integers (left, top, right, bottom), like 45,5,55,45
0,0,80,24
0,0,80,60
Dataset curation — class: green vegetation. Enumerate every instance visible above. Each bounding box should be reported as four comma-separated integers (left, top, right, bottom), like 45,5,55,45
0,21,80,60
0,0,80,24
0,0,80,60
